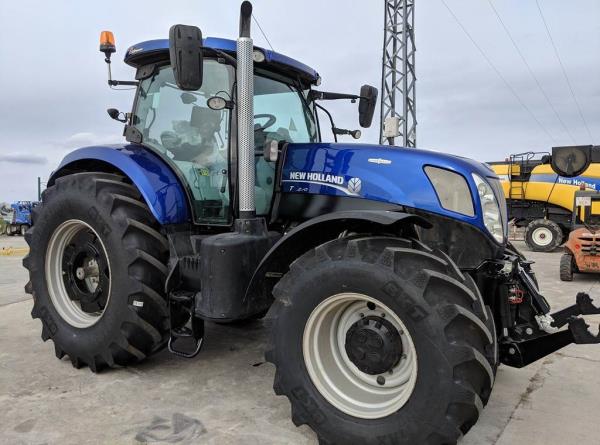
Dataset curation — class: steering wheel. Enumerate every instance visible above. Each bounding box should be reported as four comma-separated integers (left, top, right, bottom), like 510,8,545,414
254,114,277,131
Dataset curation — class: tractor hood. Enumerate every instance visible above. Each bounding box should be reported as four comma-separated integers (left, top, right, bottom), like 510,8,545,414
281,142,506,242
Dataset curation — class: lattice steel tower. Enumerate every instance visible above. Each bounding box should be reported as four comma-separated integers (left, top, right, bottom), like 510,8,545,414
379,0,416,147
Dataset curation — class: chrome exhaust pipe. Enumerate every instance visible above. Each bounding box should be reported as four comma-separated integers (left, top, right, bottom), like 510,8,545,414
237,1,255,217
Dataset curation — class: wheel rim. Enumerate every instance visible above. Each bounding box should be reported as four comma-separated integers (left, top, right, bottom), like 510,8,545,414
531,226,553,247
45,219,111,328
303,293,418,419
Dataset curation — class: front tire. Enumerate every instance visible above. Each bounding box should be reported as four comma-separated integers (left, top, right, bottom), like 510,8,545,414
266,236,496,444
559,253,574,281
524,219,562,252
23,173,170,371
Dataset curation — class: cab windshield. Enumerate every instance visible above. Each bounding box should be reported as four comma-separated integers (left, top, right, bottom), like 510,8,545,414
133,60,317,224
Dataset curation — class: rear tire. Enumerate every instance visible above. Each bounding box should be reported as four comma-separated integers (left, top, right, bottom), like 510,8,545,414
559,253,574,281
266,236,496,444
524,219,562,252
23,173,170,371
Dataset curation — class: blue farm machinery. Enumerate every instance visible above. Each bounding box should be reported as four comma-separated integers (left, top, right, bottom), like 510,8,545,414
2,201,37,236
22,3,600,443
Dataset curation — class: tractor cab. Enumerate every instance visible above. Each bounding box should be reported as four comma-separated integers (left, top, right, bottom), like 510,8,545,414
126,43,318,223
100,35,374,226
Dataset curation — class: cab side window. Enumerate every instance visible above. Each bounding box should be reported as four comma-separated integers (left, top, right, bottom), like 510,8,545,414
253,76,317,214
134,61,233,224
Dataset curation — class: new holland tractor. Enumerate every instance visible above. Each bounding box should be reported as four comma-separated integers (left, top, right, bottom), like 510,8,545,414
23,3,600,444
4,201,36,236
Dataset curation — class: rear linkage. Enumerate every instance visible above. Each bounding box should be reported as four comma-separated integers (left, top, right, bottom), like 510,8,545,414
491,252,600,368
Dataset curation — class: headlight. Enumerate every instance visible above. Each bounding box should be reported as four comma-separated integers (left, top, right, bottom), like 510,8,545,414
424,166,474,216
472,174,503,243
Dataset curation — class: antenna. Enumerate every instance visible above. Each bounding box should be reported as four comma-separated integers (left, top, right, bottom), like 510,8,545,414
379,0,416,147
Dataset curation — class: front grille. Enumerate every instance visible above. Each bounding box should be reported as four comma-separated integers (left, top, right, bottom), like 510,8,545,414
576,234,600,255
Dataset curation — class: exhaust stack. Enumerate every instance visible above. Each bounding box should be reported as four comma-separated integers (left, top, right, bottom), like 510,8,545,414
237,1,255,217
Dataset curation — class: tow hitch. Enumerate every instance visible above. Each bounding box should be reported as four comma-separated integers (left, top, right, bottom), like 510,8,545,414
501,292,600,368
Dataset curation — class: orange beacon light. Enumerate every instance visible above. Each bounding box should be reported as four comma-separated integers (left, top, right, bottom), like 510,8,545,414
99,31,116,56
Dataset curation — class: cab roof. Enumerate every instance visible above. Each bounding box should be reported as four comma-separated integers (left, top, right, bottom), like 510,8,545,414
124,37,319,83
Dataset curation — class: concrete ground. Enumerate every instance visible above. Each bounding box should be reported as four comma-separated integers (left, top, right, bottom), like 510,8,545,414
1,235,600,445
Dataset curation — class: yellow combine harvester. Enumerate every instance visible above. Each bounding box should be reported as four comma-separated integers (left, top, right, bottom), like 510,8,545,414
489,145,600,251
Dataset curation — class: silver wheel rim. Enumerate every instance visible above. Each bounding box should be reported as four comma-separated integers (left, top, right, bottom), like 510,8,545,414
45,219,111,328
531,226,553,247
303,293,418,419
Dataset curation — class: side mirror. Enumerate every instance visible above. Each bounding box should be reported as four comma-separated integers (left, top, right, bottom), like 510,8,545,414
551,145,592,178
169,24,203,91
107,108,127,123
358,85,378,128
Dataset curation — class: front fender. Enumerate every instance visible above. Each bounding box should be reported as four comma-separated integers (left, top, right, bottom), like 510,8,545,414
244,210,430,302
49,145,189,225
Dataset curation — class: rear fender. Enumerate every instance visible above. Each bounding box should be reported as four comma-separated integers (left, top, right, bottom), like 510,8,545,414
48,145,189,225
244,210,430,302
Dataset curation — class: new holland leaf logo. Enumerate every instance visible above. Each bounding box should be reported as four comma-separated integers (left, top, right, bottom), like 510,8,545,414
348,177,362,194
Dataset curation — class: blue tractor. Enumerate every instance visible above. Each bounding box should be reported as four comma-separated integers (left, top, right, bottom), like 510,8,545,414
5,201,36,236
23,3,600,443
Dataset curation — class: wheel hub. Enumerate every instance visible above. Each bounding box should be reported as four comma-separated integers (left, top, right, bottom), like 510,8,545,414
61,229,109,312
303,293,418,419
46,220,111,328
532,227,553,247
345,316,403,375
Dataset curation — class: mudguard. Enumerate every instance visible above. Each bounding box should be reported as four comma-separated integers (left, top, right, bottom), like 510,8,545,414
244,210,430,302
48,144,189,225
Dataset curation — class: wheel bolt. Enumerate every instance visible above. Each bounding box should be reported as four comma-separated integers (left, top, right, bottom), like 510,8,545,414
359,313,364,318
377,376,385,386
367,302,376,310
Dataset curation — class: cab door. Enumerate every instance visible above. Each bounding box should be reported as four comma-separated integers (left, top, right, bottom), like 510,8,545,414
133,60,234,224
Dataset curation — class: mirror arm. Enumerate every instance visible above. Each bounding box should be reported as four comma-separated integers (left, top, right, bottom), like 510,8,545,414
309,90,360,102
213,49,237,67
104,56,139,87
333,128,361,139
315,103,338,143
108,80,140,87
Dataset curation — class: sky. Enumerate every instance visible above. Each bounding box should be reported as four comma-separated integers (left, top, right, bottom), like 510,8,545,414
0,0,598,202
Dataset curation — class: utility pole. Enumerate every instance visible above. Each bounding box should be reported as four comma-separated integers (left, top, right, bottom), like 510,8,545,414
379,0,416,147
